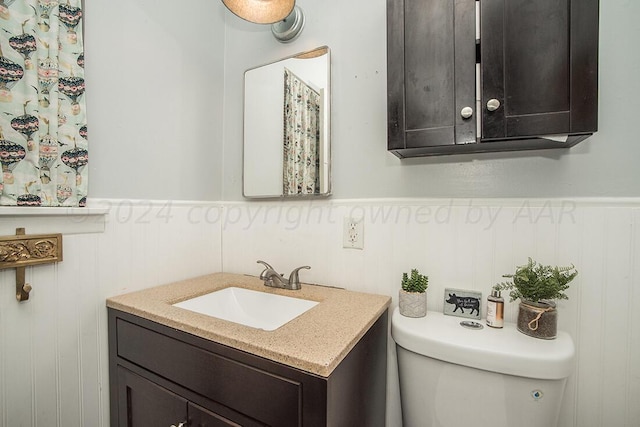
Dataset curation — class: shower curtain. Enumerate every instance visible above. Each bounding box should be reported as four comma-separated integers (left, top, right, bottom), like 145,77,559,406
0,0,88,207
283,68,320,195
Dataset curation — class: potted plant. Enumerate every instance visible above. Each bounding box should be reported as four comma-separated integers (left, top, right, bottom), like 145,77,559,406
399,269,429,318
495,258,578,339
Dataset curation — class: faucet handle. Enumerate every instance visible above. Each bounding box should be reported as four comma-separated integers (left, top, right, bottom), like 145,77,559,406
257,260,275,279
288,266,311,290
257,260,274,270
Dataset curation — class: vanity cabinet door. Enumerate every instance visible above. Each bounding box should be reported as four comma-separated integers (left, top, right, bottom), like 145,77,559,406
117,367,248,427
480,0,598,140
188,402,242,427
117,367,188,427
114,318,301,426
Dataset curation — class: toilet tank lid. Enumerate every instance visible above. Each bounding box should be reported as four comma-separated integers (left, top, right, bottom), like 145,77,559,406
391,308,575,380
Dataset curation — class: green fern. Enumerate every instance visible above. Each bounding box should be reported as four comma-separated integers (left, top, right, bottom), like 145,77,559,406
401,269,429,293
494,258,578,302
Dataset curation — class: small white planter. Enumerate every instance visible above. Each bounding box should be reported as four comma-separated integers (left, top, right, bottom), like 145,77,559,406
399,289,427,318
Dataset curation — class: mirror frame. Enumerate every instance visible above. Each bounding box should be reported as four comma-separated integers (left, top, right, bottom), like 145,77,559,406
242,46,331,199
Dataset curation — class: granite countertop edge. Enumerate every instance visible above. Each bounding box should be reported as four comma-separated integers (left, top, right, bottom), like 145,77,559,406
106,272,391,378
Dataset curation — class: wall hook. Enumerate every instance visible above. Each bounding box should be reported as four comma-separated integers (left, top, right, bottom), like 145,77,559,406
0,228,63,302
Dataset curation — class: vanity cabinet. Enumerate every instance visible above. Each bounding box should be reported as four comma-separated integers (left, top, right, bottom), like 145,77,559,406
117,367,235,426
387,0,599,157
108,308,388,427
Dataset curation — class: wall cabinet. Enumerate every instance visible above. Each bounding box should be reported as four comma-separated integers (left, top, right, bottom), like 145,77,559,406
108,308,387,427
387,0,599,157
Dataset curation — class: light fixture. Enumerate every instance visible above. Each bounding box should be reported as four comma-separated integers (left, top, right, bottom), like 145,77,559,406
222,0,293,24
271,5,304,43
222,0,305,43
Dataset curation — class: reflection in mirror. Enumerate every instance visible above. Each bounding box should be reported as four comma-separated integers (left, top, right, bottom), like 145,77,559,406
243,46,331,198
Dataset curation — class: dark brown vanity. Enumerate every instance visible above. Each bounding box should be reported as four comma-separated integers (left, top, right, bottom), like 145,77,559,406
107,274,390,427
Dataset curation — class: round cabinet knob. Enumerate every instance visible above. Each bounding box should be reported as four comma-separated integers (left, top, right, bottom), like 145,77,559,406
460,106,473,119
487,98,501,112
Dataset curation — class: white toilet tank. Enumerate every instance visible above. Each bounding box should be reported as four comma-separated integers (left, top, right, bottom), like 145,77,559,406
392,308,575,427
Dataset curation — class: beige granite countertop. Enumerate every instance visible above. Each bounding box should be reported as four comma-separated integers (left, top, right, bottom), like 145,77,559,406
106,273,391,377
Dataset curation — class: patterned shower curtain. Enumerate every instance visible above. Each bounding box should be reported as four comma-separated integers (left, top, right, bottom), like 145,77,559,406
283,68,320,195
0,0,87,207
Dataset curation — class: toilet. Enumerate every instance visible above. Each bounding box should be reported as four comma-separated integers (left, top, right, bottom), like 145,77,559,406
392,308,575,427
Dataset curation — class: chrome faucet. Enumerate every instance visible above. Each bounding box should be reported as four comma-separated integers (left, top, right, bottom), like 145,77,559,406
256,260,310,290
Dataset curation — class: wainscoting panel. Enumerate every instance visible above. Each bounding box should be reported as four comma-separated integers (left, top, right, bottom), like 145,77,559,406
1,198,638,427
221,199,640,427
0,200,222,427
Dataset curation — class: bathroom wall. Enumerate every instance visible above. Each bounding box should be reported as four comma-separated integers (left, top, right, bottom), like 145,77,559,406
4,200,638,427
220,0,640,426
220,199,640,427
1,1,639,427
223,0,640,200
85,0,226,201
0,0,227,425
0,201,223,426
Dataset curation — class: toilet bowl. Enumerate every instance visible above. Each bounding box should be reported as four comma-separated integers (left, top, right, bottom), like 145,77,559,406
392,308,575,427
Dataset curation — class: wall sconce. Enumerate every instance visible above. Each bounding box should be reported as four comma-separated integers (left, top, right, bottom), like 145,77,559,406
222,0,305,43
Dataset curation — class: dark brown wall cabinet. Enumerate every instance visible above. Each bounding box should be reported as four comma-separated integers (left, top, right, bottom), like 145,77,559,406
387,0,599,157
108,309,388,427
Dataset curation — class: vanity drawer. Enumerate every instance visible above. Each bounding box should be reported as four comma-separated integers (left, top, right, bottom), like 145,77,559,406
115,318,302,426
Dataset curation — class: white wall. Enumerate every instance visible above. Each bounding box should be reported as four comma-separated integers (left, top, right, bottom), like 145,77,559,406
225,0,640,200
85,0,226,201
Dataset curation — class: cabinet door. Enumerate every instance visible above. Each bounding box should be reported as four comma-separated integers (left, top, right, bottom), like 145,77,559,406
189,403,243,427
481,0,598,140
117,367,187,427
387,0,476,151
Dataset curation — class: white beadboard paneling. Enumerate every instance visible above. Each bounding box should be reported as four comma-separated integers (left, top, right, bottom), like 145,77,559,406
0,199,222,427
57,250,83,427
574,207,607,427
221,198,640,427
629,208,640,425
2,197,640,427
491,207,518,322
554,207,583,427
0,271,5,427
600,208,633,427
73,234,102,427
2,272,34,426
30,264,60,426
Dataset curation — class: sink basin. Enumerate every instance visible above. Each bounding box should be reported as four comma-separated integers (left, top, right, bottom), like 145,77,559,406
172,287,318,331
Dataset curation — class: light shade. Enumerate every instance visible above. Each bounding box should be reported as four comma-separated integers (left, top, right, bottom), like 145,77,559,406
222,0,295,24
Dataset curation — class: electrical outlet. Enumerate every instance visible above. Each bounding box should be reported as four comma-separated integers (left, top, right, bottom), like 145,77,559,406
343,217,364,249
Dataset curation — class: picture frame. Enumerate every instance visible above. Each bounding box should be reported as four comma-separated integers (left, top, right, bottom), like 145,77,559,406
443,288,482,320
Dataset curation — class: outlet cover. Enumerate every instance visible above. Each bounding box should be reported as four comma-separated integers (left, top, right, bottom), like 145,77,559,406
343,217,364,249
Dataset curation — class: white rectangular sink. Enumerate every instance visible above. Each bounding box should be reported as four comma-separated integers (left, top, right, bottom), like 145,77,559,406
172,287,318,331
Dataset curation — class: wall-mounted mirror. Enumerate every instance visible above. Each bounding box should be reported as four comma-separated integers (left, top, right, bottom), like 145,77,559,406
243,46,331,198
